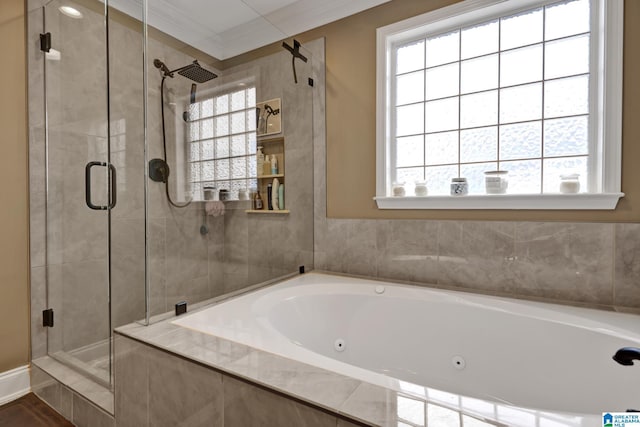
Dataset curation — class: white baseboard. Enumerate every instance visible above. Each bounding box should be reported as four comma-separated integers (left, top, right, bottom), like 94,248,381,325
0,365,30,406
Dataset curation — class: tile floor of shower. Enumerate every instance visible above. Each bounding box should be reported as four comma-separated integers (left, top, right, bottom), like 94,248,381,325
51,339,111,385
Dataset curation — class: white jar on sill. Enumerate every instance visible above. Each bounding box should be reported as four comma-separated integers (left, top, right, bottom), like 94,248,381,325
414,181,428,197
392,182,406,197
559,174,580,193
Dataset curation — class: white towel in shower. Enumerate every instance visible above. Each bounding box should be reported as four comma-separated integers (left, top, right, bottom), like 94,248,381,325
205,200,225,217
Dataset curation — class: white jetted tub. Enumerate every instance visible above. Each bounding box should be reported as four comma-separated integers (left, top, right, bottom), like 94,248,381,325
173,272,640,425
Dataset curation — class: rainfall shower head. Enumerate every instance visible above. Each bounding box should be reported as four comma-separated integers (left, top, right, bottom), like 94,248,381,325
153,59,218,83
177,61,218,83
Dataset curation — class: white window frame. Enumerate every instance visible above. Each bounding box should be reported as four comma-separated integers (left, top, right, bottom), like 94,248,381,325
375,0,624,210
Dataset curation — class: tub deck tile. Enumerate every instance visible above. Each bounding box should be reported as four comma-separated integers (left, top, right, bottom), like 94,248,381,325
224,350,362,411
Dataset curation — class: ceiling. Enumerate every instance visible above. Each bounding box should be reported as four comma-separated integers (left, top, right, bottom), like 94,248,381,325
109,0,391,60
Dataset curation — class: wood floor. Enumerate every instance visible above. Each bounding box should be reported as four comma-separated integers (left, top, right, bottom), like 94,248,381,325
0,393,73,426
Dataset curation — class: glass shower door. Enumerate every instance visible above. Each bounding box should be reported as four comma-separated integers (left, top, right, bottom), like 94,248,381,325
43,0,113,386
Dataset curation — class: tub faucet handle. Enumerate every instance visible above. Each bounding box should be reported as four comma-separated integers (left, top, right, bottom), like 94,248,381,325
613,347,640,366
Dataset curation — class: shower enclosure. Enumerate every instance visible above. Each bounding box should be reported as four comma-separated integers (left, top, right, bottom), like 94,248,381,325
29,0,317,393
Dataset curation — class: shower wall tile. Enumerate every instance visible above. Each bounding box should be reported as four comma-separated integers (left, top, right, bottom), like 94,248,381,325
111,218,145,327
513,222,614,304
223,376,337,427
30,266,47,359
614,223,640,307
61,260,110,351
438,221,517,293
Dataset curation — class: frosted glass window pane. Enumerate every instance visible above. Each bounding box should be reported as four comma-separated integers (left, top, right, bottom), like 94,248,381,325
425,97,458,133
215,137,229,158
231,135,246,157
500,83,542,124
544,116,588,157
426,63,458,100
215,94,229,114
500,44,543,87
460,162,497,194
543,156,587,193
461,54,498,94
201,140,214,159
460,126,497,163
397,40,425,74
248,155,257,177
230,179,247,193
215,115,229,136
247,88,256,107
545,34,590,79
425,165,458,195
231,112,245,134
231,157,246,179
460,91,498,128
544,75,588,118
189,103,201,121
500,159,541,193
248,133,257,153
201,99,213,118
396,103,424,136
396,135,424,167
500,121,542,160
397,396,424,425
189,142,200,162
396,71,425,105
246,111,256,131
545,0,590,41
231,90,245,111
426,131,458,166
396,167,424,185
426,31,459,67
461,20,498,59
201,120,214,139
190,162,201,182
201,161,214,181
501,8,543,50
463,415,495,427
215,159,229,180
189,124,200,142
428,404,460,427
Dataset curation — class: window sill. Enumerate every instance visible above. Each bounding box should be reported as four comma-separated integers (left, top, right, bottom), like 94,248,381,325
374,193,624,210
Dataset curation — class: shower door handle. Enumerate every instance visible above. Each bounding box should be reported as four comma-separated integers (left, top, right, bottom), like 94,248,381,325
85,161,117,210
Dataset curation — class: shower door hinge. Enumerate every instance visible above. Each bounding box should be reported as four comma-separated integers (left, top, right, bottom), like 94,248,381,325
39,33,51,53
42,308,54,327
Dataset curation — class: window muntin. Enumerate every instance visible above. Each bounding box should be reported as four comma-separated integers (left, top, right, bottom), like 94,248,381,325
390,0,593,196
187,87,257,200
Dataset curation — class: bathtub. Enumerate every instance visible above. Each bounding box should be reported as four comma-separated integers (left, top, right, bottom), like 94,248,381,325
173,272,640,425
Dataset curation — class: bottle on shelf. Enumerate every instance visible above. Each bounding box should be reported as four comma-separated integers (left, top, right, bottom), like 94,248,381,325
254,190,263,210
270,154,278,175
267,184,273,210
257,146,265,177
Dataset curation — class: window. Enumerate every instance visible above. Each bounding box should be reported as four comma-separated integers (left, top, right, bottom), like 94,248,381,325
187,86,257,201
376,0,623,209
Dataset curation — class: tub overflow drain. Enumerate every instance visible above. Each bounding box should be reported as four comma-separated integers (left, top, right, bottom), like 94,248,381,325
452,355,466,370
334,339,346,352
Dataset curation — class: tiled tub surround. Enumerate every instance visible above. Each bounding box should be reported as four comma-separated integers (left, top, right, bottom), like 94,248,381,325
313,219,640,312
116,271,640,427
